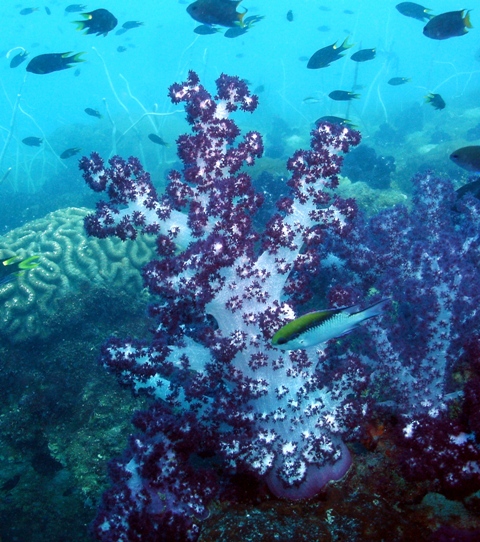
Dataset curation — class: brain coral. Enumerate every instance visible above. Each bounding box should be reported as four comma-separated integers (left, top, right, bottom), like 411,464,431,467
0,207,156,343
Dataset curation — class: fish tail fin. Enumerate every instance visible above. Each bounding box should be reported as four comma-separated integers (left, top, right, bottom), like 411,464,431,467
17,255,40,271
72,52,86,64
238,8,248,27
74,21,86,32
464,10,473,29
357,298,390,322
341,37,354,51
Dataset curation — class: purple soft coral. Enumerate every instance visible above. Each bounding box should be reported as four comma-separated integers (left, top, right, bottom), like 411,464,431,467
82,70,480,541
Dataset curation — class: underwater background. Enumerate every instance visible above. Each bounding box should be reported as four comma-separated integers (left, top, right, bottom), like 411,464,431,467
1,0,480,540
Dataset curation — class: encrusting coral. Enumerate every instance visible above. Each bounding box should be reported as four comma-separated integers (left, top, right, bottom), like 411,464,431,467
0,207,156,342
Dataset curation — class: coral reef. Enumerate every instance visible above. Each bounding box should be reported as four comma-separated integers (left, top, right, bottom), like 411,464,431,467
79,71,480,541
0,207,155,342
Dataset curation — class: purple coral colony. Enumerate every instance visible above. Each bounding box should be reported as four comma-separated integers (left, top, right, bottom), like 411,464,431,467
78,69,480,540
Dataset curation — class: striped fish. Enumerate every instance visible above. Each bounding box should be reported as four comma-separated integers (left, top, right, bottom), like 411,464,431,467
271,298,389,350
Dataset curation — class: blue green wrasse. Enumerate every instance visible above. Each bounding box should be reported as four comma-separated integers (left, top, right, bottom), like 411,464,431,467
0,255,40,286
272,298,389,350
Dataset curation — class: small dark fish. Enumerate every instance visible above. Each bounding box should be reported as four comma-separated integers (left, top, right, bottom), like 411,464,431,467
328,90,360,101
344,9,354,15
123,21,144,29
456,179,480,199
317,25,331,32
319,5,331,12
425,92,445,110
45,6,51,15
1,474,20,492
316,116,356,128
84,108,102,119
388,77,411,86
194,24,221,35
396,2,433,22
423,10,472,40
26,52,85,74
450,146,480,172
351,48,376,62
65,4,86,13
10,50,29,69
187,0,247,28
307,37,353,69
74,68,81,76
224,26,248,38
22,136,42,146
148,134,168,146
20,8,39,15
117,46,127,53
254,84,265,93
75,9,118,36
60,147,81,159
286,10,293,22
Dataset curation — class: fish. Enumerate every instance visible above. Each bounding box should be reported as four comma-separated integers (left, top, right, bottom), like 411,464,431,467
286,10,293,22
272,299,389,350
194,24,221,34
388,77,411,86
450,146,480,172
26,52,85,74
75,9,118,36
1,474,21,492
148,134,168,146
316,116,356,128
425,92,445,110
20,8,39,15
307,37,353,69
0,255,40,286
351,48,376,62
117,46,127,53
65,4,87,13
45,6,51,15
85,108,102,119
187,0,247,28
123,20,144,29
10,50,29,68
396,2,433,22
224,26,248,38
328,90,360,101
22,136,42,146
60,147,81,159
456,179,480,199
423,10,472,40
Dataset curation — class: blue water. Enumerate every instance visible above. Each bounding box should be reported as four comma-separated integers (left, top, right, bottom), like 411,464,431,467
1,0,479,217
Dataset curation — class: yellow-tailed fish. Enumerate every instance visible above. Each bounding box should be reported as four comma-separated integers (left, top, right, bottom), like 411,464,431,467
272,298,389,350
